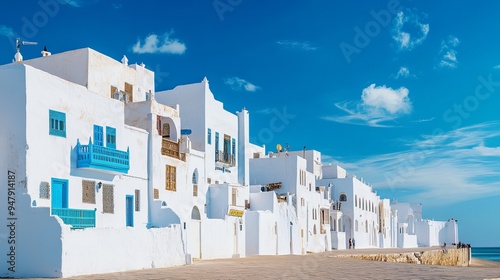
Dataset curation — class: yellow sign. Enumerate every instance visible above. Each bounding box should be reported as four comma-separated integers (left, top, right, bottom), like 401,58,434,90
229,209,244,217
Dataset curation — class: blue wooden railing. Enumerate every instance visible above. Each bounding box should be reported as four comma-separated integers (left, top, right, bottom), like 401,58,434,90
76,138,130,173
52,208,96,229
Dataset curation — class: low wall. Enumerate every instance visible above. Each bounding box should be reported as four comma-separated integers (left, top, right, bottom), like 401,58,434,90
337,248,471,266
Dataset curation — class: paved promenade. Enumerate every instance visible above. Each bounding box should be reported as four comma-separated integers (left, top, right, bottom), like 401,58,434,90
28,247,500,280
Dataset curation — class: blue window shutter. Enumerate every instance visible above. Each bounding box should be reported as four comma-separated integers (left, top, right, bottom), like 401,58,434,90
232,138,236,155
49,110,66,137
94,125,103,146
215,132,219,149
106,126,116,149
207,128,212,144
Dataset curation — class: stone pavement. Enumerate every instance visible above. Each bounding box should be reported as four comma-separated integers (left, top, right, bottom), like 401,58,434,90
27,248,500,280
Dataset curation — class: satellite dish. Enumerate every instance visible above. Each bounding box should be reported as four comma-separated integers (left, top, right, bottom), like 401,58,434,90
276,144,282,152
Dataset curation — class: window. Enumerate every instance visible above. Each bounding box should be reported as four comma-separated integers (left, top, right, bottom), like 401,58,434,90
232,187,237,206
232,138,236,155
339,194,347,202
82,180,96,204
162,123,170,138
102,184,114,214
355,195,357,207
106,126,116,149
124,82,133,102
207,128,212,144
207,178,212,184
192,169,198,197
355,220,359,232
156,116,162,135
153,188,159,199
49,110,66,137
94,125,103,146
215,132,219,151
110,86,117,98
165,165,176,191
135,189,140,211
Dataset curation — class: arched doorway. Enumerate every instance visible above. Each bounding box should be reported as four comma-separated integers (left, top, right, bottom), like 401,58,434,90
189,206,201,259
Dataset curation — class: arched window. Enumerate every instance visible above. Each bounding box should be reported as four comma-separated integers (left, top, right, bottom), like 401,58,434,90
365,220,368,233
358,198,361,208
355,195,357,207
192,169,198,184
339,193,347,202
313,224,317,234
191,206,201,220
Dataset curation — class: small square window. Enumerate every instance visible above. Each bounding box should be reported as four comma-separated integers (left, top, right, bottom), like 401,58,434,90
106,126,116,149
49,110,66,137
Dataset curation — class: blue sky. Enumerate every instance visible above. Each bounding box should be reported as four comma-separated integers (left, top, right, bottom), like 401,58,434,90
1,0,500,247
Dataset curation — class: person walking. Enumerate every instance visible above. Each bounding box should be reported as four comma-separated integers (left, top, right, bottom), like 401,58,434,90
349,238,352,249
352,238,355,249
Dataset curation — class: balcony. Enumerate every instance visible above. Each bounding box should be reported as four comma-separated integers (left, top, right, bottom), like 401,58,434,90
76,138,130,174
216,151,236,167
52,208,96,229
161,138,185,161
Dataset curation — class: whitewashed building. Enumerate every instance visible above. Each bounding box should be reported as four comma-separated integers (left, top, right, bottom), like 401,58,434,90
154,78,260,260
0,48,185,278
0,46,460,278
248,152,332,254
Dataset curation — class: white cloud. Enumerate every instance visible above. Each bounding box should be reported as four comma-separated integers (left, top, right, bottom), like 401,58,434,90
493,65,500,69
392,10,429,50
325,122,500,206
224,77,261,92
324,84,412,127
395,66,414,79
0,25,16,38
61,0,99,7
132,31,186,55
276,40,318,51
438,35,460,69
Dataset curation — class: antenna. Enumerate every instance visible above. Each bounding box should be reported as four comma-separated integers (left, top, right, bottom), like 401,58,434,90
16,38,38,52
14,38,38,62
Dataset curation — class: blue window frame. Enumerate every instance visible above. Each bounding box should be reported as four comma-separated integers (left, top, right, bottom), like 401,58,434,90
106,126,116,149
232,138,236,155
94,125,103,146
207,128,212,144
215,132,219,150
49,110,66,137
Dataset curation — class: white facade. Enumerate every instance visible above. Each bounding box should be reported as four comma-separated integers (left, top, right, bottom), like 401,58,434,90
0,47,460,278
0,50,185,278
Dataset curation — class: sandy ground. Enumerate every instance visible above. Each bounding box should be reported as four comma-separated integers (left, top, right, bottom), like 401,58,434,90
24,248,500,280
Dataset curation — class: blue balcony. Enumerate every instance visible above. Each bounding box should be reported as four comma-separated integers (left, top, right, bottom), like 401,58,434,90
52,208,96,229
76,138,130,174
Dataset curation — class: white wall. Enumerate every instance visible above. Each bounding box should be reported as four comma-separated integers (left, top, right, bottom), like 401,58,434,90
61,225,184,277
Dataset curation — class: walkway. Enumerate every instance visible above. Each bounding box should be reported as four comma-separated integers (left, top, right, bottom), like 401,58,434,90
27,247,500,280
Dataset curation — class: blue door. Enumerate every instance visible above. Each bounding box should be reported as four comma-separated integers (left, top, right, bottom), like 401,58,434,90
126,195,134,227
51,178,68,209
94,125,103,146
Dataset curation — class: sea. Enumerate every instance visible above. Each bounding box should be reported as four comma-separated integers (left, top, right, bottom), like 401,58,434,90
472,247,500,262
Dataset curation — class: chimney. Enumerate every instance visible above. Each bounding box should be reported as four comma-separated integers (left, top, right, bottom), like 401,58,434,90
41,46,51,57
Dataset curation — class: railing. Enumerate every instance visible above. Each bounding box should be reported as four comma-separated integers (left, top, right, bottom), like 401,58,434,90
76,139,130,173
216,150,236,167
52,208,96,229
162,138,181,160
